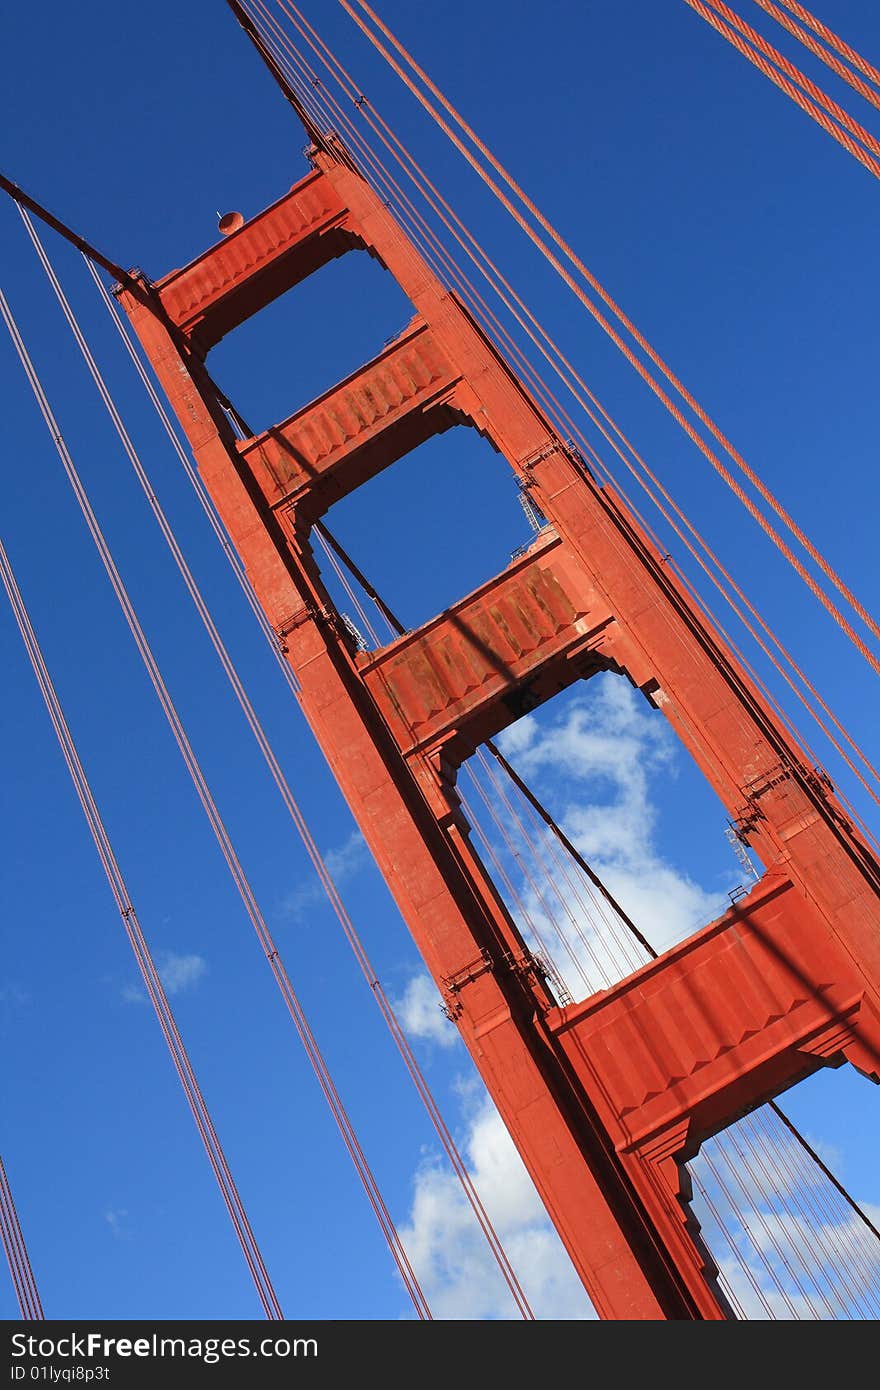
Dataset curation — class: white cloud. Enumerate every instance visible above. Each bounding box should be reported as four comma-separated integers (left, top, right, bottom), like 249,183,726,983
489,675,736,989
399,1092,595,1319
281,830,369,921
104,1208,129,1239
159,952,207,995
394,973,458,1049
121,952,207,1004
690,1115,880,1319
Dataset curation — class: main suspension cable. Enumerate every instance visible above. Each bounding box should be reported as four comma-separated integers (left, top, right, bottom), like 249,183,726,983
768,0,880,92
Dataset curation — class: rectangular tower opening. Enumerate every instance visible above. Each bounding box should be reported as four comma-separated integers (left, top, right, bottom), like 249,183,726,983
206,249,415,436
457,674,744,1007
311,424,544,644
687,1065,880,1319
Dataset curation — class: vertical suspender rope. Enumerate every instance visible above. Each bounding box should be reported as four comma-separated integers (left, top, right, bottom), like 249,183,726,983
0,532,281,1320
681,0,880,174
0,1156,43,1319
770,1,880,92
750,0,880,112
0,287,431,1321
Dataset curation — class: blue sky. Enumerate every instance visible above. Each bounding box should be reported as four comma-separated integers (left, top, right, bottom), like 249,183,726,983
1,0,879,1320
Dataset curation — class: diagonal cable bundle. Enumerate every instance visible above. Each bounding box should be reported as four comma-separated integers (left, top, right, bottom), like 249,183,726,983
0,1155,43,1319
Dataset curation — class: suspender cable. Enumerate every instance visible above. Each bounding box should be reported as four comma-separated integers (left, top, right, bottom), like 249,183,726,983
769,1,880,92
0,1156,43,1320
682,0,880,175
336,0,880,673
0,529,281,1319
695,0,880,157
0,287,430,1321
80,263,536,1322
750,0,880,112
250,0,880,819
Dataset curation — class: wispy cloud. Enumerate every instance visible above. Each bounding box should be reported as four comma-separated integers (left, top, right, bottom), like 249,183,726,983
280,829,370,921
121,951,207,1004
393,973,458,1049
399,1091,595,1319
159,952,207,995
492,675,735,976
104,1208,129,1240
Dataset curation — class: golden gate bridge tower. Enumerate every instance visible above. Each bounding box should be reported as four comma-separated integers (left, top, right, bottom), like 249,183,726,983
3,0,880,1322
114,1,880,1321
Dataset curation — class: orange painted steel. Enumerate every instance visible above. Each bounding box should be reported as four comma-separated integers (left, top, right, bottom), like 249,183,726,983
119,145,880,1320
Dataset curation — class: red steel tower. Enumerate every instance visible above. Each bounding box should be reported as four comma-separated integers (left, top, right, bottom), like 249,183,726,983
119,126,880,1318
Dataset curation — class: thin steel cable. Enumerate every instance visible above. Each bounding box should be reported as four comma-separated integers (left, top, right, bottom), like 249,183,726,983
751,0,880,111
742,1111,880,1317
719,1122,835,1317
84,264,301,701
474,750,622,989
0,283,430,1321
701,0,880,156
696,1137,802,1315
0,532,281,1318
681,0,880,179
314,527,382,647
0,1156,42,1319
773,0,880,90
458,781,573,1003
464,766,595,994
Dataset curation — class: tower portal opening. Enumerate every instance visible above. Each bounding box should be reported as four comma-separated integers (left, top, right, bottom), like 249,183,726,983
457,673,741,1009
687,1065,880,1320
207,248,414,436
312,425,539,644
